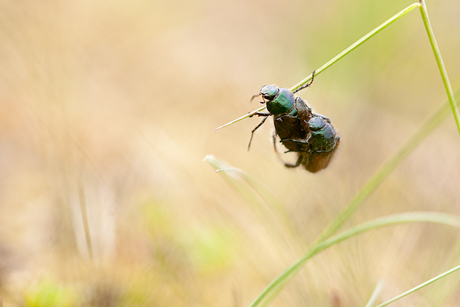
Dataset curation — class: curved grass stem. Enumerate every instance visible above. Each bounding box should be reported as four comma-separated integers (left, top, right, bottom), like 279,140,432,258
249,212,460,307
211,2,460,304
248,91,459,306
315,89,459,244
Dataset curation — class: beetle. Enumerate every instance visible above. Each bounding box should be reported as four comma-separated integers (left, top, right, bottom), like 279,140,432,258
286,115,341,173
248,72,340,173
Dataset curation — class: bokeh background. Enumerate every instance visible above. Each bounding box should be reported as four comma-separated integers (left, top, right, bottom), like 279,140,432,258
1,0,460,306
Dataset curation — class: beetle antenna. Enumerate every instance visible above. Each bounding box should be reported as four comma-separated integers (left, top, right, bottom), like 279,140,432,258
250,93,261,102
292,70,315,94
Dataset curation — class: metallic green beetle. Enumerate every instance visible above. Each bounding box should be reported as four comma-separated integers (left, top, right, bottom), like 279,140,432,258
299,116,340,173
248,73,340,173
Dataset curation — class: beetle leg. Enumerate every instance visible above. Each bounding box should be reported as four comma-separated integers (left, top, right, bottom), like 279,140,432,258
273,133,305,167
248,115,270,151
280,134,311,145
272,131,278,153
292,70,316,94
283,154,304,168
285,139,308,144
249,112,271,117
273,132,287,158
273,133,292,156
308,70,316,87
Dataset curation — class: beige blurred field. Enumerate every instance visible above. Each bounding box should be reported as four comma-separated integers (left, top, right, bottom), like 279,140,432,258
1,0,460,306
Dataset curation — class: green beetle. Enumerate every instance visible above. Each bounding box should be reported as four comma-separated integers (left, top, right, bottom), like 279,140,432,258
248,73,340,173
299,116,340,173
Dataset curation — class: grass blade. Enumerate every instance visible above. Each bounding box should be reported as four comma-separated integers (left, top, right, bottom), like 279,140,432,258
376,264,460,307
290,3,420,92
315,90,460,244
203,155,296,241
248,92,460,306
249,90,459,306
365,281,385,307
418,0,460,135
214,3,420,131
250,212,460,307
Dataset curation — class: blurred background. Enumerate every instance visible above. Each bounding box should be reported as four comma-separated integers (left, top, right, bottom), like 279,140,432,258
1,0,460,306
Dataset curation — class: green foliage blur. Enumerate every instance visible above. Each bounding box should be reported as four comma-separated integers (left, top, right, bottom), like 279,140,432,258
0,0,459,306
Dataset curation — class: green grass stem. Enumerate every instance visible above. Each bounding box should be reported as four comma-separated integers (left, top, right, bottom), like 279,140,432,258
376,264,460,307
316,90,459,245
210,2,460,305
248,90,460,306
250,212,460,307
365,281,385,307
418,0,460,135
289,3,420,92
203,155,297,243
213,3,420,131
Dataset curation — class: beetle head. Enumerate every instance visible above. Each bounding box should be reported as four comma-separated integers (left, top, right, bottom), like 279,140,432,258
251,85,279,103
308,117,326,131
259,85,279,101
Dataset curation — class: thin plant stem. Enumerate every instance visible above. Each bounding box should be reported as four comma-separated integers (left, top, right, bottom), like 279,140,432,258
317,0,460,248
365,281,385,307
203,155,299,247
249,92,459,306
77,180,93,260
315,90,459,245
250,7,460,305
248,97,460,306
289,3,419,92
418,0,460,135
213,3,420,131
376,264,460,307
211,2,460,305
249,212,460,307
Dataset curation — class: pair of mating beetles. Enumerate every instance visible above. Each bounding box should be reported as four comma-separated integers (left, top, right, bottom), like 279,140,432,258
248,72,340,173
